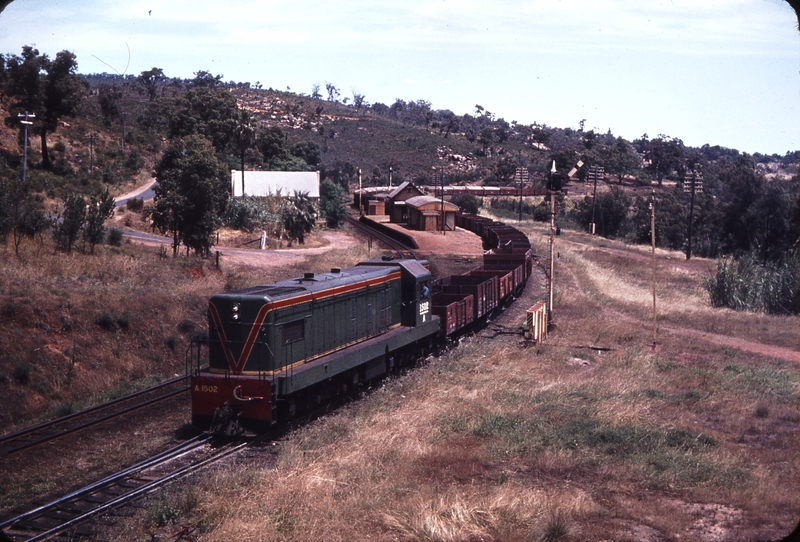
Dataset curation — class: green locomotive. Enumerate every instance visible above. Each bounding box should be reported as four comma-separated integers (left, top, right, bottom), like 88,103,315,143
190,259,438,434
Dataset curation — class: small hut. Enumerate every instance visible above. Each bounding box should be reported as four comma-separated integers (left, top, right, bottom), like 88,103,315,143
405,195,459,232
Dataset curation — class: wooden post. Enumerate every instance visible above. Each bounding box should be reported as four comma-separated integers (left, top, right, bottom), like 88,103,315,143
651,190,657,348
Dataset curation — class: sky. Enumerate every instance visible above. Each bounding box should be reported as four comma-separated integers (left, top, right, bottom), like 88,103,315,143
1,0,798,155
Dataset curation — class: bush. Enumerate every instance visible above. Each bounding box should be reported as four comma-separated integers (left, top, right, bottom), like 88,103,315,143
223,196,276,232
13,360,32,384
704,250,799,315
126,197,144,212
95,311,117,331
107,228,124,246
450,193,480,215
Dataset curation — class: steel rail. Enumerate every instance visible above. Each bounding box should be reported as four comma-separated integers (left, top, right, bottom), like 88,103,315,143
0,376,189,456
24,442,247,542
0,434,244,542
344,216,417,260
0,435,210,531
0,376,188,444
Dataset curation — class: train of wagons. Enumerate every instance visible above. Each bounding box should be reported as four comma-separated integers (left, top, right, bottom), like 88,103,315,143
189,213,534,435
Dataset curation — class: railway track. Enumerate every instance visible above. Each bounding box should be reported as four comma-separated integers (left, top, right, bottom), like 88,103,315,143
344,216,417,260
0,376,189,458
0,434,249,541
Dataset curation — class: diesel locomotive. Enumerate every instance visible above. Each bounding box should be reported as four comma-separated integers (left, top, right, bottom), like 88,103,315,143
190,213,534,435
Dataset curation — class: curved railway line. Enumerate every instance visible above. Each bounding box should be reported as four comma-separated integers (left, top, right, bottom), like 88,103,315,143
0,376,189,458
344,215,417,260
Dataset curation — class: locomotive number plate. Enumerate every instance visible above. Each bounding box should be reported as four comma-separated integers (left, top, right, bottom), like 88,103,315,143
419,301,430,315
194,385,219,393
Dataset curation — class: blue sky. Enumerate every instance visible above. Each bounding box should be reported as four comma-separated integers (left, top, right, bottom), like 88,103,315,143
2,0,798,155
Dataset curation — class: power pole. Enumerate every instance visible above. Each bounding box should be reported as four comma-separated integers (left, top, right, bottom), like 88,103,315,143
548,160,557,326
684,168,703,260
18,112,35,183
389,166,393,189
358,168,363,215
587,165,604,234
440,165,445,235
87,132,97,173
650,189,658,348
121,111,128,149
515,167,529,222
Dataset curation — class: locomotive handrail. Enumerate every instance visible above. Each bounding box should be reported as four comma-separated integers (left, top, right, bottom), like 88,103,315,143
233,385,263,402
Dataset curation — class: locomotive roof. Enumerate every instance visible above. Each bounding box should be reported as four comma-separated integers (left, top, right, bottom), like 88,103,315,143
215,260,423,302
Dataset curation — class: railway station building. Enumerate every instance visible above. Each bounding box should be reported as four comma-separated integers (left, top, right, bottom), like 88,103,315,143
404,195,459,232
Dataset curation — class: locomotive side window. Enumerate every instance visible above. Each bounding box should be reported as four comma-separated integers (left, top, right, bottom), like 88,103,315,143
283,319,305,344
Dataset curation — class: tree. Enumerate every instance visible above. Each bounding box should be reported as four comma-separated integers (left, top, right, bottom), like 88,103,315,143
98,85,121,126
83,189,115,254
4,47,84,170
325,83,340,102
451,194,480,215
290,141,322,168
311,83,322,99
282,191,316,246
592,137,641,183
352,89,366,109
168,86,239,155
319,179,347,228
477,126,494,154
0,171,48,256
137,67,165,101
257,126,288,169
152,135,229,255
191,70,223,88
646,136,684,186
53,192,86,253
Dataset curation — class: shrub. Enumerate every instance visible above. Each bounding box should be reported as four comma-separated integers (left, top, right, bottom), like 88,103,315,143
704,250,799,315
177,319,196,334
450,193,480,215
126,197,144,212
116,311,132,330
95,311,117,331
107,228,124,246
13,360,32,384
223,196,276,232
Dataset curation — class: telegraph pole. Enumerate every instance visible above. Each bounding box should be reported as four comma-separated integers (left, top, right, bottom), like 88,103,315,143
548,160,557,325
87,132,97,173
440,165,445,235
18,112,35,183
515,167,529,222
587,165,603,234
650,189,658,348
684,168,703,260
121,111,128,149
358,168,363,215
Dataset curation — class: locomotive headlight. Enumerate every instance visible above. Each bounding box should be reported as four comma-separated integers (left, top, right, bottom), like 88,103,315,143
232,303,240,320
232,313,239,321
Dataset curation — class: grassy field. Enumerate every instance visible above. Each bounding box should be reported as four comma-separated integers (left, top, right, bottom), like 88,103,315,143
97,221,800,542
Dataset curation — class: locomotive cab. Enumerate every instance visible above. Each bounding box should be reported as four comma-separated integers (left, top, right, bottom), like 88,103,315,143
356,259,432,327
